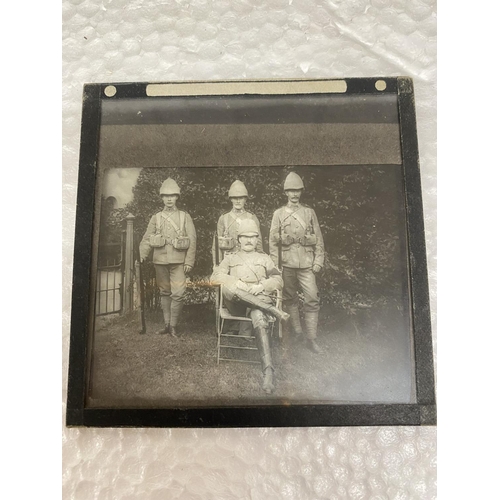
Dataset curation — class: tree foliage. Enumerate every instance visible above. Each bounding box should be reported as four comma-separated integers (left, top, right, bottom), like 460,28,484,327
103,165,408,311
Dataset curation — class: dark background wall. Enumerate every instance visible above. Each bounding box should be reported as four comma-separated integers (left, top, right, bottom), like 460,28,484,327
99,94,401,168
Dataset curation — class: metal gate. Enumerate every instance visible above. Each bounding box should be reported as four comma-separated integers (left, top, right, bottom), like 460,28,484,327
96,236,125,316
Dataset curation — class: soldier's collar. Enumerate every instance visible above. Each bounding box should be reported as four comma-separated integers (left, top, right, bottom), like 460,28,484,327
285,202,301,209
237,249,256,256
231,208,246,214
162,206,178,213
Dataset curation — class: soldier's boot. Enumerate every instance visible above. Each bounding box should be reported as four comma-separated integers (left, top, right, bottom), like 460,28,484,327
304,312,323,354
268,306,290,324
254,326,275,394
262,367,274,394
156,296,172,334
232,289,289,323
169,300,183,338
286,305,303,343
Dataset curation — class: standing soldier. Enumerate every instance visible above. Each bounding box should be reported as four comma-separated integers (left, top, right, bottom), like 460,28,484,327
212,180,263,266
269,172,324,353
211,219,289,394
140,178,197,337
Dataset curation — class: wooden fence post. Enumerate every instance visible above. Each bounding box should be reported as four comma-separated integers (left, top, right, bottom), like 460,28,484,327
123,213,135,313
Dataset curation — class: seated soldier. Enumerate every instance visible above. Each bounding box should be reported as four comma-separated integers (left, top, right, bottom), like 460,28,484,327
212,180,263,338
211,219,290,394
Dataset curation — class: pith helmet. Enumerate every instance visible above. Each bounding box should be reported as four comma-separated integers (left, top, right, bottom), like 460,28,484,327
228,180,248,198
159,178,181,196
238,219,259,237
284,172,304,191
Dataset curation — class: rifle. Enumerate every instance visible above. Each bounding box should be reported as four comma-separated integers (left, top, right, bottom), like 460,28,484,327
214,229,220,266
135,259,146,334
278,220,283,271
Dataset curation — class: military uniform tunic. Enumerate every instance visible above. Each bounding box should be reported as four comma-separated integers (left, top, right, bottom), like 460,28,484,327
269,203,324,269
140,207,196,267
211,250,283,328
213,251,282,292
269,203,324,322
212,210,263,265
139,207,197,304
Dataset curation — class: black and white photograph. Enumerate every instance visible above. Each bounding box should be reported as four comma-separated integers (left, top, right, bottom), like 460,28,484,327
57,0,442,495
67,79,435,426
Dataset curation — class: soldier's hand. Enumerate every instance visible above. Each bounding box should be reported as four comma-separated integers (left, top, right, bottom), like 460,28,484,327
249,284,264,295
184,265,192,274
236,280,250,292
312,264,322,274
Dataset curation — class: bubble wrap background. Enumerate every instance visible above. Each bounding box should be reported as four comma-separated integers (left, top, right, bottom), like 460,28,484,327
62,1,437,498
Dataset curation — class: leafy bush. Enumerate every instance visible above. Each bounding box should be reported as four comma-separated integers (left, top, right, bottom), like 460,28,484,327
104,165,408,311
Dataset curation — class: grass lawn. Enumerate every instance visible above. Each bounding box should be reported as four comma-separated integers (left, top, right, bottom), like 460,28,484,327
88,303,414,408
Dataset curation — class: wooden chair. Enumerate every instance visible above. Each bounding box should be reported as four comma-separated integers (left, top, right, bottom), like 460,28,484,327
216,286,282,365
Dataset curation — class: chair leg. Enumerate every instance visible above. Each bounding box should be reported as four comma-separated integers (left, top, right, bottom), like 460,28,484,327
215,290,220,335
217,318,225,365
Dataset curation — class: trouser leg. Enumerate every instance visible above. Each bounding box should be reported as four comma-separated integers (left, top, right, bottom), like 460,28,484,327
282,266,300,310
238,320,253,336
297,268,320,313
282,267,302,335
297,268,320,339
221,289,250,334
169,264,186,327
226,287,289,322
155,265,172,332
221,288,247,317
222,319,240,333
155,264,172,297
160,296,172,326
